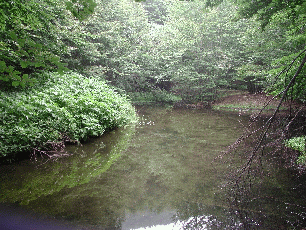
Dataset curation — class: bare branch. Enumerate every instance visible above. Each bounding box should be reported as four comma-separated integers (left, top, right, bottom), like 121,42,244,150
236,50,306,178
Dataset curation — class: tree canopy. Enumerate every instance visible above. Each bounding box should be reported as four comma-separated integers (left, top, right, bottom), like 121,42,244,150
1,0,306,102
234,0,306,28
0,0,96,88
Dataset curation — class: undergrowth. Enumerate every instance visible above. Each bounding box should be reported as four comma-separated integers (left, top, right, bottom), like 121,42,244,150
285,136,306,165
0,72,137,161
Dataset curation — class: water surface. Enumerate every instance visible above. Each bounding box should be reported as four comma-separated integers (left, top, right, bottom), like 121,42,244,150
0,106,305,229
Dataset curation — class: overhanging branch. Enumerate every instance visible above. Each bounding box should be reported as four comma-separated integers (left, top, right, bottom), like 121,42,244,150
237,49,306,178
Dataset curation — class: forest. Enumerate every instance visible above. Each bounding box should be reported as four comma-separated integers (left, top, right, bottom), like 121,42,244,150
0,0,306,164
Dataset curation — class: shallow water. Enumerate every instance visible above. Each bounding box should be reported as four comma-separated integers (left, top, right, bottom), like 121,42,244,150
0,106,305,229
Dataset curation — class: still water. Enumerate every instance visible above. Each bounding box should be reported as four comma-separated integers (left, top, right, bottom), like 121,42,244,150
0,106,305,229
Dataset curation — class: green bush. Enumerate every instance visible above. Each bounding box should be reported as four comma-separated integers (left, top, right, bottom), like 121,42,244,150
0,72,137,160
284,136,306,164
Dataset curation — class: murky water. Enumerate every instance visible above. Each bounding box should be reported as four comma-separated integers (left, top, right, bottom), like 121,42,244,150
0,106,305,229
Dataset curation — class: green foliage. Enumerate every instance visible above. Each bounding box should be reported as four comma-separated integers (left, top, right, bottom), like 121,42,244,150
2,0,304,104
232,0,306,101
142,0,168,25
65,0,97,21
266,51,306,102
60,0,150,78
0,0,69,87
0,0,98,88
0,72,136,160
56,0,256,103
161,0,252,101
285,136,306,164
262,9,306,102
234,0,305,29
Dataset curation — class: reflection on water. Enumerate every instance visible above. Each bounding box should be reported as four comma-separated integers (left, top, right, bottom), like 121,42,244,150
122,210,178,230
0,106,305,229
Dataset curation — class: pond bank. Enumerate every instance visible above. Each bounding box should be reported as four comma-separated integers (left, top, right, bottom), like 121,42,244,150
212,90,305,115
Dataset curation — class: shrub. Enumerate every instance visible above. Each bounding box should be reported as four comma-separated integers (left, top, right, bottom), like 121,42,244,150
284,136,306,164
0,72,137,160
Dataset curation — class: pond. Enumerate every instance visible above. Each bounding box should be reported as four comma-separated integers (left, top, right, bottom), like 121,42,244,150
0,106,305,229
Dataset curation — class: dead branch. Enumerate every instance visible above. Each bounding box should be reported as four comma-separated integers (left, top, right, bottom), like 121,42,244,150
235,50,306,179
